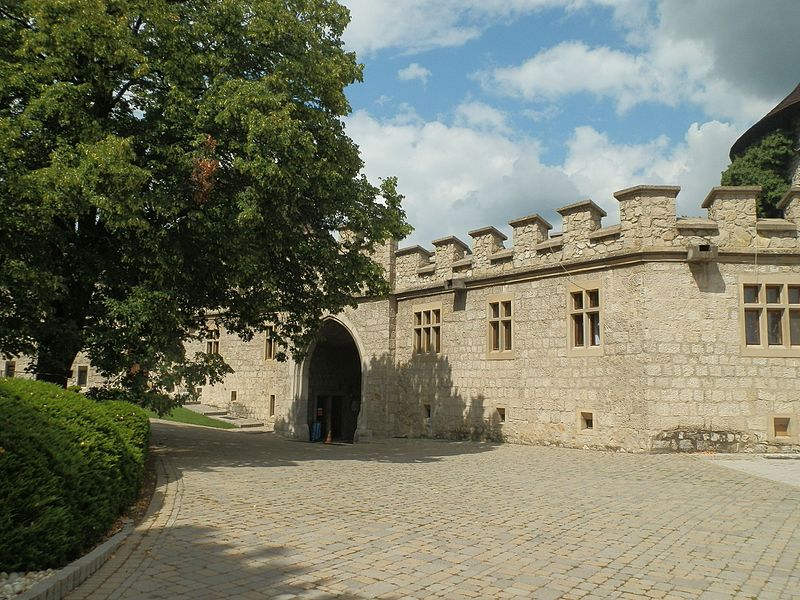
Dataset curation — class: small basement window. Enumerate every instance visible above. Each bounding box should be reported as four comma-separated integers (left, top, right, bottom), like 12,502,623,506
423,403,432,419
580,412,594,430
496,407,506,423
774,417,790,437
77,366,89,387
269,394,276,417
230,390,237,403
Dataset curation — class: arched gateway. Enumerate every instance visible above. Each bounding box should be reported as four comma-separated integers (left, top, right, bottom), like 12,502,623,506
302,318,362,443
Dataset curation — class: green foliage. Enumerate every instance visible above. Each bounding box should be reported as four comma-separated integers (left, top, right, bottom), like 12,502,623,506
0,1,411,393
0,378,150,571
721,129,795,217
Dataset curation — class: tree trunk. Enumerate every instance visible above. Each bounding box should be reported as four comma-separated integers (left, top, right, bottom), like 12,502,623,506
34,299,86,388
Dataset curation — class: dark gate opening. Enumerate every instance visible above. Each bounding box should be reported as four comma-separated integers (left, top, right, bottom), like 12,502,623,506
307,320,361,443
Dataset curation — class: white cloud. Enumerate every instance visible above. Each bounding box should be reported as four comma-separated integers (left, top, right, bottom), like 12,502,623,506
481,41,657,113
346,108,742,246
397,63,432,84
341,0,642,55
453,101,512,134
475,0,797,125
344,109,578,246
478,38,777,123
562,120,741,218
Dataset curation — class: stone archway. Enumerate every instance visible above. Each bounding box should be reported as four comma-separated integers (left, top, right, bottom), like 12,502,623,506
305,319,362,443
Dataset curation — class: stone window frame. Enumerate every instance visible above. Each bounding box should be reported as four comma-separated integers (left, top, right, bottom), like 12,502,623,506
413,302,442,355
486,293,515,360
577,410,596,434
76,365,89,387
205,328,220,355
769,414,796,441
3,360,15,378
265,325,276,360
567,280,604,357
739,275,800,357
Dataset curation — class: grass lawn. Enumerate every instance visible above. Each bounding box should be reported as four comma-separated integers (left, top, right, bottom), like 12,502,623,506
145,406,237,429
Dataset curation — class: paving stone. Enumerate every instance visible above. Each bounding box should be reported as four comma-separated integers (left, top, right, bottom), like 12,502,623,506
67,422,800,600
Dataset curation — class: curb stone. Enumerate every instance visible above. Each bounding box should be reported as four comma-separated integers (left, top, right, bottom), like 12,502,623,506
17,522,134,600
64,454,182,600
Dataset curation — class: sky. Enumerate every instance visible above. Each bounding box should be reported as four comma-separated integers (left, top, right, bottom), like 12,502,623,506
337,0,800,247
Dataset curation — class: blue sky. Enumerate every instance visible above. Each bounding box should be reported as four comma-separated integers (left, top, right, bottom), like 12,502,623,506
337,0,800,246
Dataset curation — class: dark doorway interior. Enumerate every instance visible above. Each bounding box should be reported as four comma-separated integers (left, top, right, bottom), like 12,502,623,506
307,321,361,442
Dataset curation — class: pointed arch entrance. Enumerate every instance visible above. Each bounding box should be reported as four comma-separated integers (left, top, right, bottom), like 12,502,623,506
305,319,362,443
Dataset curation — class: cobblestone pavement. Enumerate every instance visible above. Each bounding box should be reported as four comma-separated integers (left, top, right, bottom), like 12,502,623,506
69,422,800,600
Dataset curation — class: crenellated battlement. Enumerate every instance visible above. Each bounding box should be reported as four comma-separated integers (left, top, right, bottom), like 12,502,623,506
391,184,800,291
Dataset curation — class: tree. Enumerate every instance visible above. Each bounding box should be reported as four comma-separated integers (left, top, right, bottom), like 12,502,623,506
721,129,795,217
0,0,410,406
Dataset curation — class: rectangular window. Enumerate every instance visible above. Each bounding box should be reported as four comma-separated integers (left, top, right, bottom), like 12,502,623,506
265,326,276,360
269,394,276,417
206,328,220,355
741,280,800,356
413,304,441,354
487,294,514,359
77,366,88,387
774,417,790,437
4,360,15,378
568,284,603,355
230,390,237,403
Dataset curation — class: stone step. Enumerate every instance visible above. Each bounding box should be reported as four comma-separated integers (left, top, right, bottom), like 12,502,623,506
184,403,228,416
182,402,265,428
216,416,266,428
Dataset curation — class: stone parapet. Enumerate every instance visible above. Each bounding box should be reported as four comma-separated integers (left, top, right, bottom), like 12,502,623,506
557,199,606,241
701,186,759,247
391,184,800,292
395,245,433,288
431,235,471,276
468,226,507,270
509,213,552,267
614,185,679,248
777,186,800,223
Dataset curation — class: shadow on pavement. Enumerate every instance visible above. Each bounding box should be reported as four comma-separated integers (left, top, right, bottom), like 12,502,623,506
151,420,498,473
117,522,372,600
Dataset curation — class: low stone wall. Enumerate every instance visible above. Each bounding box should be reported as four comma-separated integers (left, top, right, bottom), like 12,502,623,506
652,428,800,453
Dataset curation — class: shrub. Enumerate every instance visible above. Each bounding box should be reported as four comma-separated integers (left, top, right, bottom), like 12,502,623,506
0,379,150,571
721,129,795,217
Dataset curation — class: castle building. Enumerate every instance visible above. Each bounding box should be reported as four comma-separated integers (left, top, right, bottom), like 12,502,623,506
175,182,800,453
6,87,800,453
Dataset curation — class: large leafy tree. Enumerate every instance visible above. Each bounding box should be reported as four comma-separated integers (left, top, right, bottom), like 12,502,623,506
0,0,410,402
721,129,795,217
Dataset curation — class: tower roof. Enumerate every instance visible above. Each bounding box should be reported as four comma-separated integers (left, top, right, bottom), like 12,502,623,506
730,82,800,160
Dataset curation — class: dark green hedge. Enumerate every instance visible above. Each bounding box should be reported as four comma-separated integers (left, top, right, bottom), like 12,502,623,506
0,379,150,571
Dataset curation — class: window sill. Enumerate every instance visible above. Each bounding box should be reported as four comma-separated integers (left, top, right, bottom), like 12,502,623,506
742,346,800,358
567,346,604,357
486,350,516,360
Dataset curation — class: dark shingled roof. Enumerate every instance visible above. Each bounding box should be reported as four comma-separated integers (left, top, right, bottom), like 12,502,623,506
730,82,800,160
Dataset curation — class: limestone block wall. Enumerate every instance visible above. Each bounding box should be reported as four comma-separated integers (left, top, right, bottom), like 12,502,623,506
189,328,294,427
337,298,396,439
641,261,800,451
390,266,651,450
67,352,108,389
1,356,35,381
1,353,106,389
387,257,800,451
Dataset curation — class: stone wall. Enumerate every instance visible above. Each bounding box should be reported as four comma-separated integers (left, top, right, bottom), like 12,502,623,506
378,184,800,452
185,329,294,427
391,267,650,449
